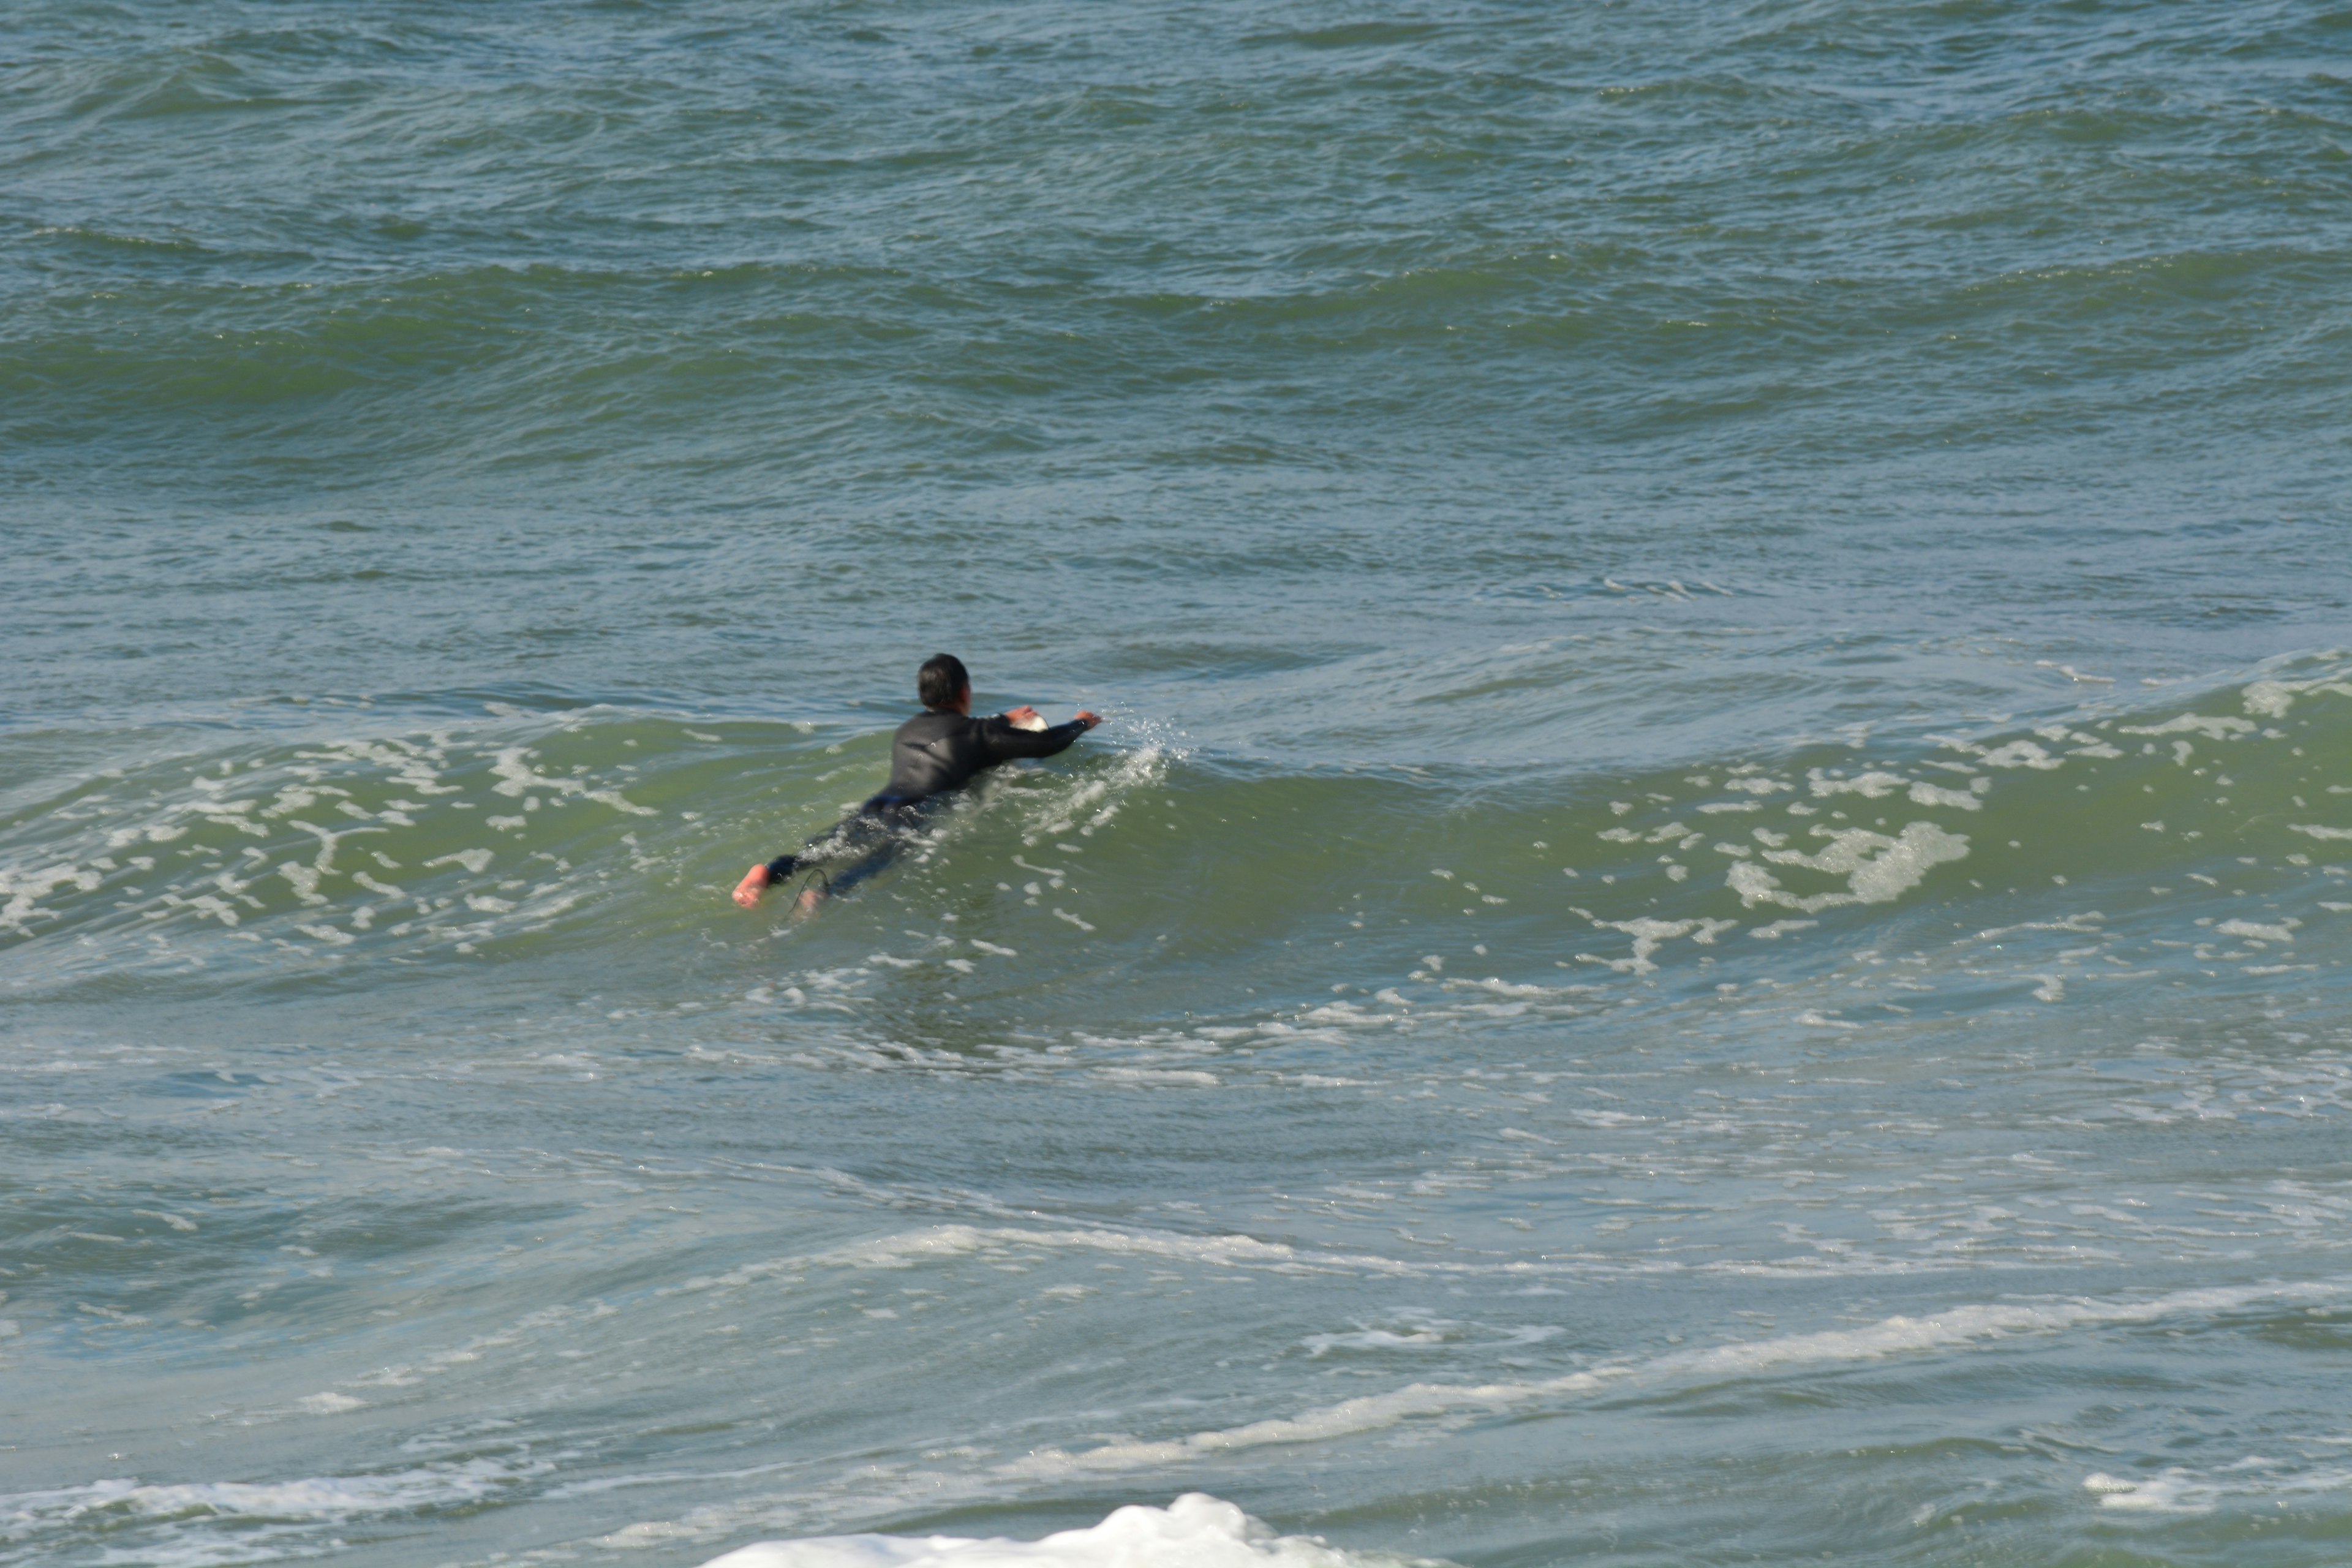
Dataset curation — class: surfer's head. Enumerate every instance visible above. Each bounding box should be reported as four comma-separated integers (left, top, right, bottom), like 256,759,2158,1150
918,653,970,712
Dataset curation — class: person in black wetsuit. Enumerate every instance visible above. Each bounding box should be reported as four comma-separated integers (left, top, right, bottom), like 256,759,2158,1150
732,654,1101,913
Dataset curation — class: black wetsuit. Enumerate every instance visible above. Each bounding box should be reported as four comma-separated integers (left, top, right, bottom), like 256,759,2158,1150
875,709,1090,804
766,710,1090,893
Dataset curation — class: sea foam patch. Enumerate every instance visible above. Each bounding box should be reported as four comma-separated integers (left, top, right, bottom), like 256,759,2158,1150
2,1456,525,1525
702,1494,1435,1568
1001,1281,2346,1479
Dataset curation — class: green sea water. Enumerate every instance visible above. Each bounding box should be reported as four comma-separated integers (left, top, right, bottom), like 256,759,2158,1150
6,3,2352,1565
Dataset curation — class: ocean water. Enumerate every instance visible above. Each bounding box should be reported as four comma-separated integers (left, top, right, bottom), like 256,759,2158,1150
6,1,2352,1564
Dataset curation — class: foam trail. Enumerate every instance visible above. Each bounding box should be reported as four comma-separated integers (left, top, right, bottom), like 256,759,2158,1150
669,1222,1561,1300
2,1458,523,1523
1002,1281,2343,1478
703,1494,1436,1568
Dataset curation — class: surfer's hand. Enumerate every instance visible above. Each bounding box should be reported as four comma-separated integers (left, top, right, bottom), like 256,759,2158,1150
1004,705,1041,725
1074,710,1101,729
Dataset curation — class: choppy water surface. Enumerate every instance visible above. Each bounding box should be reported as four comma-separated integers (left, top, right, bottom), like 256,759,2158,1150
6,2,2352,1565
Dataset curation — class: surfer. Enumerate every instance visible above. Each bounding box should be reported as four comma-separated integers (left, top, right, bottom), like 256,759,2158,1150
732,654,1101,914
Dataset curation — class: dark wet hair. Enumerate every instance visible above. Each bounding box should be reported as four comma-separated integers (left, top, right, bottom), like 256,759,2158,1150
918,653,969,710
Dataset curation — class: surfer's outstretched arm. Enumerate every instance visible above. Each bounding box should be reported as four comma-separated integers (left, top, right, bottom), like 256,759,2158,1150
984,709,1101,761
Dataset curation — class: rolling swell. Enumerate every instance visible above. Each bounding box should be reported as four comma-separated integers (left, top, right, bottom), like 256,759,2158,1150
9,0,2350,517
7,660,2345,1056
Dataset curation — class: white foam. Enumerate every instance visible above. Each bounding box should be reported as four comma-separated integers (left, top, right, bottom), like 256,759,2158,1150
701,1494,1426,1568
1904,780,1984,811
276,862,328,905
810,1224,1314,1276
1584,918,1683,973
424,848,494,874
489,745,656,816
1588,917,1724,974
1016,742,1169,842
1805,769,1909,800
2245,676,2352,717
666,1221,1556,1306
1975,740,2062,770
2083,1469,2212,1512
295,1391,366,1414
185,893,241,926
5,1458,519,1524
1,862,104,932
1749,919,1817,939
2083,1454,2352,1515
1003,1281,2340,1479
2120,713,2257,741
1728,822,1969,913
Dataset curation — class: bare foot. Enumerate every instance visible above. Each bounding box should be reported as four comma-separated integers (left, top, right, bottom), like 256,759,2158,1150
791,884,826,920
733,865,770,908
